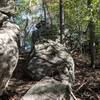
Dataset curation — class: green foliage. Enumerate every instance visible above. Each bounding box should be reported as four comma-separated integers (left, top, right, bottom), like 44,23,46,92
15,0,100,53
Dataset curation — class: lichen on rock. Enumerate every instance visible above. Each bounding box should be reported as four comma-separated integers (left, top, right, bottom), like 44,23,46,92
26,40,75,85
0,21,20,95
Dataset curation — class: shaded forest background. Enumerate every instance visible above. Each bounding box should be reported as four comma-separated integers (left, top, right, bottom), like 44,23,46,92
15,0,100,68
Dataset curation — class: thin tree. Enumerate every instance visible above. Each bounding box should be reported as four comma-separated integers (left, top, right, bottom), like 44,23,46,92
59,0,64,44
42,0,47,26
87,0,96,68
44,1,53,27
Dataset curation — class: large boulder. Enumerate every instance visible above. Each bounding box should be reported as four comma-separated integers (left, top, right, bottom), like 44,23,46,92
24,38,75,100
0,0,20,96
0,21,20,95
26,40,75,85
21,77,74,100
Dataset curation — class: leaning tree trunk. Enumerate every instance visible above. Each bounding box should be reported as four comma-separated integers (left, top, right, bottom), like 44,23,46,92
44,1,53,27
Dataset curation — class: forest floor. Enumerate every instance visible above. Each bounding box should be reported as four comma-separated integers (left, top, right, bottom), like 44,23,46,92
1,52,100,100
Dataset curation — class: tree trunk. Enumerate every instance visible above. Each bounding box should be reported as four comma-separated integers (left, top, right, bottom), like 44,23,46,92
59,0,64,44
89,20,96,68
44,1,53,27
42,0,47,25
87,0,96,68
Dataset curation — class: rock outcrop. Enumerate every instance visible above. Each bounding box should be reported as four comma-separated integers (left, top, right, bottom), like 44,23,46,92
0,0,20,95
22,77,74,100
0,21,20,95
26,40,75,84
23,40,75,100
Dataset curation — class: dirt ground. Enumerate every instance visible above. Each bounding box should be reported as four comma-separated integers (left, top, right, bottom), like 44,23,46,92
1,53,100,100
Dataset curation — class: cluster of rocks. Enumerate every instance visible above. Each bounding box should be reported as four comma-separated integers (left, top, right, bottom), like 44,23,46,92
23,40,75,100
0,0,75,99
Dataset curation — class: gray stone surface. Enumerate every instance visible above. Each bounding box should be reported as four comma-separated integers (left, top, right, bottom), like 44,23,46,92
27,40,75,85
21,77,73,100
0,0,20,95
0,0,15,25
0,21,20,95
